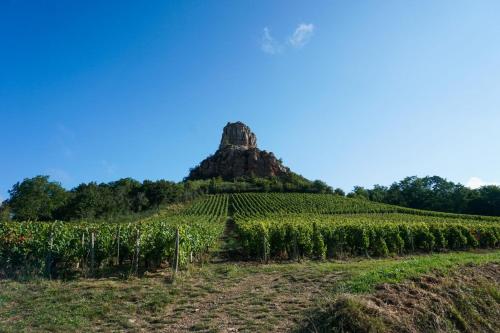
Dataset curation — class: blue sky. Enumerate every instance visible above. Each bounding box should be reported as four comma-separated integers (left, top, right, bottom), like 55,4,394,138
1,1,500,200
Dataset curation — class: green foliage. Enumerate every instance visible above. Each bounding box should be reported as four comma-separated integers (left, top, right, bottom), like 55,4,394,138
182,194,229,216
234,213,500,260
229,192,500,261
312,222,326,259
62,178,184,220
347,186,370,200
334,188,346,196
0,195,229,277
0,216,223,277
8,176,68,221
230,193,500,221
143,179,183,208
357,175,500,217
5,176,186,222
3,189,500,275
184,173,333,194
0,202,10,222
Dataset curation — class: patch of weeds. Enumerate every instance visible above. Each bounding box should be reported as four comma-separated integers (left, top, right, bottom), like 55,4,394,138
300,295,387,333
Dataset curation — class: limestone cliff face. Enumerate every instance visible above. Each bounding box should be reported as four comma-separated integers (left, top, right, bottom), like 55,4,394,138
187,122,290,180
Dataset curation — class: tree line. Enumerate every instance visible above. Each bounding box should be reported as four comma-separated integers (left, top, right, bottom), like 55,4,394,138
0,176,184,221
0,174,332,221
344,176,500,216
2,174,498,221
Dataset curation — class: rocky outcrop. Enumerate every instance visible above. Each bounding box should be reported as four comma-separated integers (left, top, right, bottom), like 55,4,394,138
188,122,290,180
219,121,257,150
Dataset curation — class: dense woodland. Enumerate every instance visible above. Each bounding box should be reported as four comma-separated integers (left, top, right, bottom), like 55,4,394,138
1,174,499,221
346,176,500,216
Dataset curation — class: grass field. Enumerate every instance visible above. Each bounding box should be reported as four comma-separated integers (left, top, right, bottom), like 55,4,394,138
0,250,499,332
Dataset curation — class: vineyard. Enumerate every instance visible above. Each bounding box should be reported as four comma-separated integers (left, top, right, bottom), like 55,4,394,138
235,214,500,260
0,195,228,278
230,193,500,221
229,193,500,260
230,192,409,216
1,193,500,277
182,194,229,216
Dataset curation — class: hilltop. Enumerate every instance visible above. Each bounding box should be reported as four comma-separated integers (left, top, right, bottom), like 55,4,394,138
187,122,291,180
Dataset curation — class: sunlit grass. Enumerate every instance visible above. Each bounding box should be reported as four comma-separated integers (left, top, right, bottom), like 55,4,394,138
0,250,498,332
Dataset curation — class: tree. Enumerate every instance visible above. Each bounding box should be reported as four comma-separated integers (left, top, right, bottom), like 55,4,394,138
312,180,333,194
469,186,500,216
131,191,149,212
0,201,11,221
368,185,388,202
351,175,500,217
64,182,103,220
333,188,345,196
348,186,369,200
109,178,142,214
143,180,182,208
8,175,68,221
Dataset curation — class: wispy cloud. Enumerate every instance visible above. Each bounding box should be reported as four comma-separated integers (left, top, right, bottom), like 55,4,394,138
466,177,500,189
260,23,315,55
288,23,315,48
261,27,283,55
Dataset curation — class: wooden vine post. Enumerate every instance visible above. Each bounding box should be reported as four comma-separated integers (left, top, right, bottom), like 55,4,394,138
116,226,121,266
81,233,86,276
90,232,95,277
45,231,54,279
134,227,140,276
293,233,299,262
172,228,180,281
262,233,268,264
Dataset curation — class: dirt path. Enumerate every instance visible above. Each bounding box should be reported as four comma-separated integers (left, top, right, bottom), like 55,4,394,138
154,218,344,332
211,218,243,263
158,266,343,332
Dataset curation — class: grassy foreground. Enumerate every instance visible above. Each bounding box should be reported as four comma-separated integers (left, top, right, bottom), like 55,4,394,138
0,250,499,332
301,263,500,332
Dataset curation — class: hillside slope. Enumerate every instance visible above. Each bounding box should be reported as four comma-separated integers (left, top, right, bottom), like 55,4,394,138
181,193,500,262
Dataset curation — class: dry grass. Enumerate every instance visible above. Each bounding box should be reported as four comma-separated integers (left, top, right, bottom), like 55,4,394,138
300,263,500,333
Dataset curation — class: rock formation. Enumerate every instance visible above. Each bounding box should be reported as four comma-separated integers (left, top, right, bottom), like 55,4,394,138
219,121,257,150
187,122,290,180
